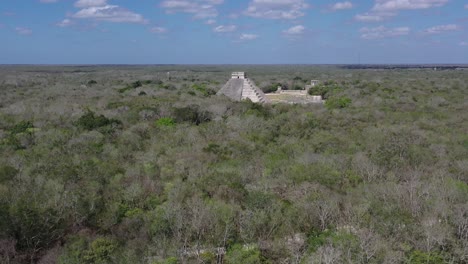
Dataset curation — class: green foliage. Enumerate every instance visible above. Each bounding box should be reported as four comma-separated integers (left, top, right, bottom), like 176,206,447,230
82,237,118,264
131,81,142,89
225,244,263,264
118,80,143,93
324,96,352,109
245,191,276,210
289,163,341,188
192,83,216,96
153,257,178,264
172,105,211,125
9,120,34,134
59,236,88,264
7,201,65,253
155,117,176,127
308,85,329,97
406,250,445,264
200,251,216,263
118,86,133,93
372,132,419,170
76,110,122,131
1,66,467,263
244,101,270,118
203,143,232,160
262,83,281,93
308,81,342,99
0,165,17,182
307,229,333,252
2,120,37,150
88,80,98,86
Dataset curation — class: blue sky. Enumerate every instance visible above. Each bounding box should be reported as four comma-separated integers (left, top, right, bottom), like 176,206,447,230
1,0,467,64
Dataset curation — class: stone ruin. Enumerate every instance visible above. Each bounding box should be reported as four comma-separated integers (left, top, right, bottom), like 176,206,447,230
217,72,268,103
218,72,323,104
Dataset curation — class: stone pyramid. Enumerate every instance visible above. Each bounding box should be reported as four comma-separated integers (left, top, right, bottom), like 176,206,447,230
217,72,268,103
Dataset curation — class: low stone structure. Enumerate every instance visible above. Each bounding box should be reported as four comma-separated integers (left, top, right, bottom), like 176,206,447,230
305,80,320,91
266,79,323,104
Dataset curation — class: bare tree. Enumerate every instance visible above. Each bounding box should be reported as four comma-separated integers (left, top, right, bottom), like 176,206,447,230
356,228,380,263
317,244,342,264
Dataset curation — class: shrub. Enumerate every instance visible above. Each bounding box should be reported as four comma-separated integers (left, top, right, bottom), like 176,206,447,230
131,81,142,89
200,251,216,263
87,80,97,86
3,121,35,149
118,81,143,93
155,117,176,127
192,83,216,97
225,244,263,264
0,165,17,182
244,101,270,118
172,105,211,125
262,83,281,93
76,110,122,131
83,237,118,264
407,250,445,264
307,229,333,252
308,85,329,97
153,257,178,264
9,120,34,135
58,236,88,264
325,96,352,109
118,86,133,93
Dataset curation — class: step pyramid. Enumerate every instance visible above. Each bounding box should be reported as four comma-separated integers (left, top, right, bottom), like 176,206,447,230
217,72,268,103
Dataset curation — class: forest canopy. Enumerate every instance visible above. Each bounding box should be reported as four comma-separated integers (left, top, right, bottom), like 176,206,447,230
0,65,467,264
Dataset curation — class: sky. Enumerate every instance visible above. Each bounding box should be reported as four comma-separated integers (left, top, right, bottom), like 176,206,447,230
1,0,468,64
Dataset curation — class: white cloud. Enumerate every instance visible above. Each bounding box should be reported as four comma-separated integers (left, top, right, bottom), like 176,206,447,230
72,5,148,23
283,25,305,35
161,0,224,19
465,4,468,9
423,24,461,34
460,41,468,46
360,26,410,39
56,19,74,27
240,33,258,40
356,0,448,23
74,0,108,8
244,0,309,19
355,12,394,22
372,0,448,12
205,19,216,25
15,27,32,35
332,1,353,11
150,26,168,34
213,25,237,32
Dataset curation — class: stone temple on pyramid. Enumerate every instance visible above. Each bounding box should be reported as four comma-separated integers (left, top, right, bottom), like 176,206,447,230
217,72,268,103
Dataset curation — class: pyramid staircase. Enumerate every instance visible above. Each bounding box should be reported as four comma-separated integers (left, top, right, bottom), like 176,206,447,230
241,79,267,103
217,74,268,103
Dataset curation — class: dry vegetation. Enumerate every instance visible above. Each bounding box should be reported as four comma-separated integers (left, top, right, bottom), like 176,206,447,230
0,65,467,264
